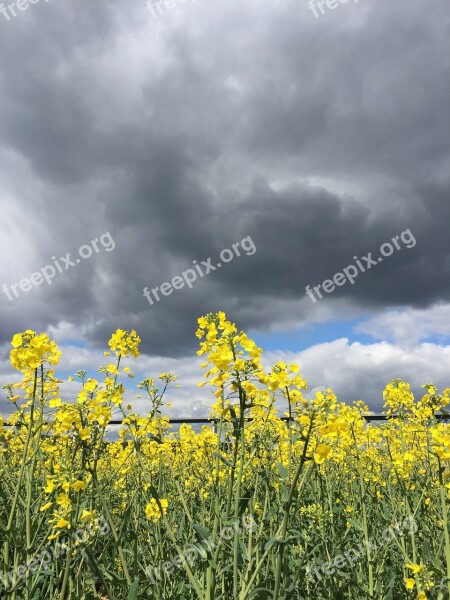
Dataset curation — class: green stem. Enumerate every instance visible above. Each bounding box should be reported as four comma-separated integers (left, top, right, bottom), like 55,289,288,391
438,456,450,596
3,368,38,588
233,415,245,599
273,417,314,599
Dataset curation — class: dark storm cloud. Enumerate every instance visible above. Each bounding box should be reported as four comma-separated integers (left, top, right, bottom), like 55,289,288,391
0,0,449,356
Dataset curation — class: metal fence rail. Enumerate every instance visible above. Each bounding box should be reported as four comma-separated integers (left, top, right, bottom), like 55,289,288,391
2,414,450,427
108,414,450,425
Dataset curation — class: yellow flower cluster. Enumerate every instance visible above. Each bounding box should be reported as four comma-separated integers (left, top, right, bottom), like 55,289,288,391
145,498,168,523
108,328,141,358
10,330,61,373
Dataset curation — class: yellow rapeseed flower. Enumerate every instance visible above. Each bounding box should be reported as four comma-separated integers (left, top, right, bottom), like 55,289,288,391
108,329,141,358
145,498,168,523
80,509,95,523
72,480,86,492
314,444,333,465
10,330,61,373
56,518,71,529
407,563,422,574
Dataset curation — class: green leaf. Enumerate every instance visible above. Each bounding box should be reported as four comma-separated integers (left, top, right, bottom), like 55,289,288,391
213,452,234,467
127,579,140,600
277,462,288,480
192,523,212,544
264,537,281,551
244,587,275,599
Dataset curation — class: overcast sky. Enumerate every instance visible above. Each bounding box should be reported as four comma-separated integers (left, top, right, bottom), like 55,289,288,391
0,0,449,416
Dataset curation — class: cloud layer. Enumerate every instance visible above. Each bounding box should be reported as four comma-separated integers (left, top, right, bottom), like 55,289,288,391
0,0,449,412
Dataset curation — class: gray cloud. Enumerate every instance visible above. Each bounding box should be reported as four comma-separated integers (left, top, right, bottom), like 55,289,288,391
0,0,449,361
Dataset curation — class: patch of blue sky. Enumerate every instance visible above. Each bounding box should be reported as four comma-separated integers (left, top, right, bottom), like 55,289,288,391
250,318,380,352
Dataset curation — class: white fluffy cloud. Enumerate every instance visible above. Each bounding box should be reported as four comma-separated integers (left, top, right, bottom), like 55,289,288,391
266,339,450,412
357,303,450,346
